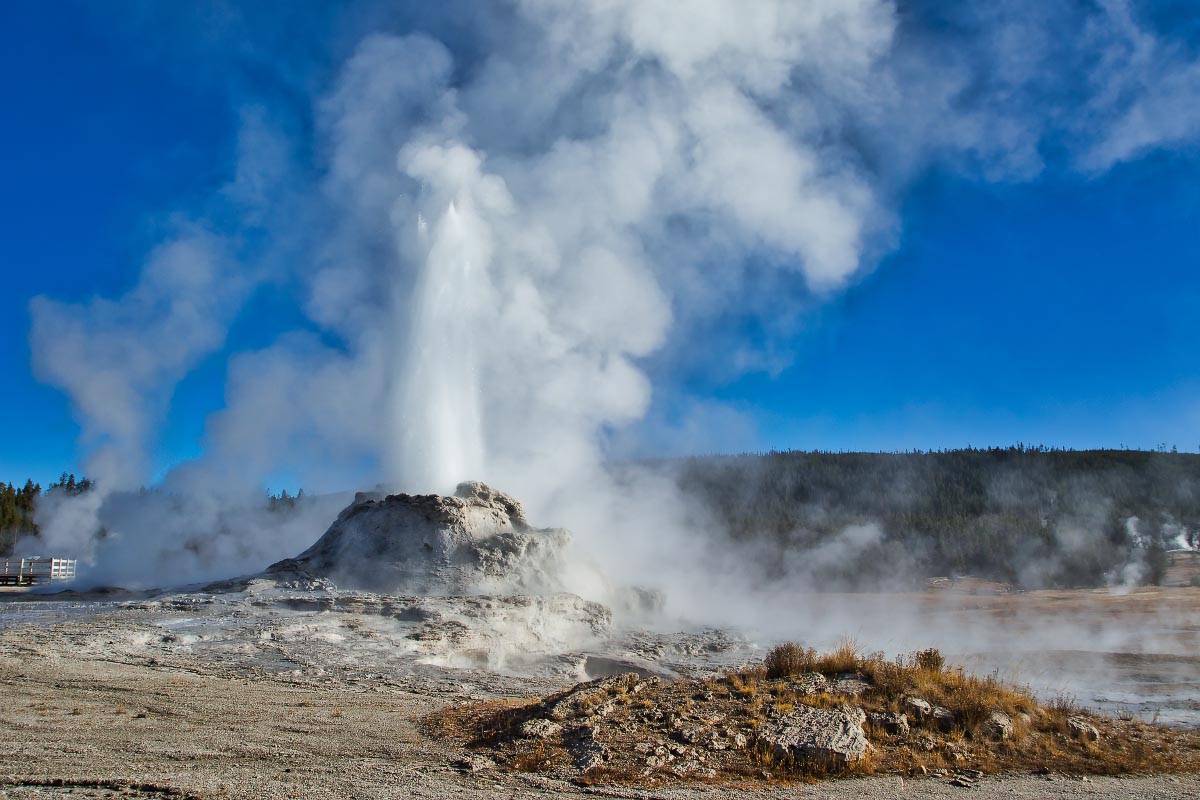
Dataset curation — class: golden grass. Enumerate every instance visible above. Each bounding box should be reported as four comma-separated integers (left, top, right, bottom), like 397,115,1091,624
511,741,554,773
763,638,861,679
745,641,1200,778
425,641,1200,789
422,697,530,746
751,641,1037,731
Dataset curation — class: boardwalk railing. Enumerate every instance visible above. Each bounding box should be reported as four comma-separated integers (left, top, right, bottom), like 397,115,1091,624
0,557,78,587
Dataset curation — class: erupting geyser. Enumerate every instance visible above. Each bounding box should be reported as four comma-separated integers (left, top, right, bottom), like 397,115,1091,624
393,198,493,495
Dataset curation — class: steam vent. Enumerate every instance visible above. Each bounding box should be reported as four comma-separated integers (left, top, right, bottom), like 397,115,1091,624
265,481,573,595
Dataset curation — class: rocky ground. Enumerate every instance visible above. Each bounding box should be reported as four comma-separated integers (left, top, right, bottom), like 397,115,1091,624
432,656,1199,789
0,593,1197,800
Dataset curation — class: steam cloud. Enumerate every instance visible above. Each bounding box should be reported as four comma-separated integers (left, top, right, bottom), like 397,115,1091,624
26,1,1200,595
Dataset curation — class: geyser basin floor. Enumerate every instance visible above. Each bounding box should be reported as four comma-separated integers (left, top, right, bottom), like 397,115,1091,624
0,585,1197,799
1,586,1197,727
2,649,1196,800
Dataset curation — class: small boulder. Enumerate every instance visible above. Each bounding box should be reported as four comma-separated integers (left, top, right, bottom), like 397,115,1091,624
758,705,870,764
453,754,496,773
1067,717,1100,742
566,725,609,772
518,718,562,739
705,731,728,751
671,760,714,778
906,697,933,718
790,672,829,695
868,711,910,736
642,744,674,770
931,706,956,732
830,673,871,696
645,752,673,769
676,723,708,744
982,711,1013,740
544,672,645,721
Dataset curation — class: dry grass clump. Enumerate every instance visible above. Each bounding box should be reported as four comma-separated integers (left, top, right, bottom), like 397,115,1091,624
753,642,1036,739
913,647,946,672
763,642,815,678
422,697,529,745
763,639,860,679
729,669,763,698
859,654,1034,731
512,741,555,772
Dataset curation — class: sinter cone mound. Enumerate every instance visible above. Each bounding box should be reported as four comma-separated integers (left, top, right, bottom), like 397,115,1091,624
265,481,572,595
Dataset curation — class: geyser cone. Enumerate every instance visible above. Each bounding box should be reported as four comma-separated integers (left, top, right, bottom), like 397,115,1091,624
264,480,575,596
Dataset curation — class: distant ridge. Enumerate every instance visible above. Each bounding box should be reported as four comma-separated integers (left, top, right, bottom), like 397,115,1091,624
651,447,1200,589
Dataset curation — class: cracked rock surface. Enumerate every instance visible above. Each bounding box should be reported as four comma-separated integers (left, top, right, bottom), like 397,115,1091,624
760,704,872,764
264,481,573,596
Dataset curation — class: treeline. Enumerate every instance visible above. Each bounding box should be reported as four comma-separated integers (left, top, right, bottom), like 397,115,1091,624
0,474,93,556
664,447,1200,589
267,487,306,512
1,478,305,557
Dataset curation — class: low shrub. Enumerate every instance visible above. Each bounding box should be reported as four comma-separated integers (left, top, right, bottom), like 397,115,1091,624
764,643,816,679
914,647,945,672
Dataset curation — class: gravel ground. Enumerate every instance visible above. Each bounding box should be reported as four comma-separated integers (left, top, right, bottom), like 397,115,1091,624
1,610,1196,800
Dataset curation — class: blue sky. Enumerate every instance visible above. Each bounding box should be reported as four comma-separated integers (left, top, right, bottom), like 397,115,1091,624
746,156,1200,453
0,3,230,484
3,2,1200,490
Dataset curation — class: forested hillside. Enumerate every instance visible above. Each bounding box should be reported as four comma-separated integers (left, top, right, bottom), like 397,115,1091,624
666,447,1200,589
9,451,1199,588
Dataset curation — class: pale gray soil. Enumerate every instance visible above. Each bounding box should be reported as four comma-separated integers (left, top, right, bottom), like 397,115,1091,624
0,639,1195,800
0,590,1197,799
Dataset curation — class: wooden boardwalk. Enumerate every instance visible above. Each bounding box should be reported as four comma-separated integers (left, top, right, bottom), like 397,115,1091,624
0,557,77,587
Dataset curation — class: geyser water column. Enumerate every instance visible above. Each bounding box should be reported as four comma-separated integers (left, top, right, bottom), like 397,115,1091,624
393,195,492,494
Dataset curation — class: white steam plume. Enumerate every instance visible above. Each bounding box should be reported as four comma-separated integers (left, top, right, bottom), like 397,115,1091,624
29,231,245,490
26,1,1200,596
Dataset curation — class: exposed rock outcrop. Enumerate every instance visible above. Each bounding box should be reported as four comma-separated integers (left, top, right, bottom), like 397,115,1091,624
982,710,1013,740
868,711,910,736
930,705,956,732
1068,716,1101,742
787,672,829,695
518,718,563,739
758,705,871,764
541,672,652,722
906,697,933,719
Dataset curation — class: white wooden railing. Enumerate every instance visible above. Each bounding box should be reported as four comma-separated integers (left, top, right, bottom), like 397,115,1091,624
0,557,78,586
